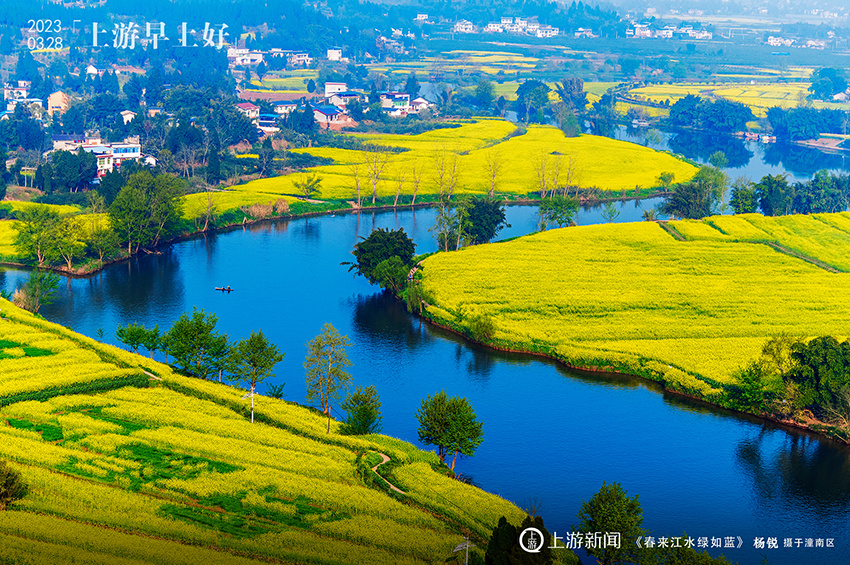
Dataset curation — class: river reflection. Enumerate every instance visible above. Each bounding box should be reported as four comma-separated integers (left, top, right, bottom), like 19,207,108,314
736,431,850,516
3,205,850,564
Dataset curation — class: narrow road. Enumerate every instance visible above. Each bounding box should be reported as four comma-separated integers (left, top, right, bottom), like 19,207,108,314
371,453,406,495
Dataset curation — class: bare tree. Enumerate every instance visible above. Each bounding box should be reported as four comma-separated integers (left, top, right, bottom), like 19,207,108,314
349,160,365,208
564,154,579,197
364,144,389,205
484,149,502,197
548,154,563,198
533,152,549,198
434,150,459,201
411,160,423,206
393,169,406,207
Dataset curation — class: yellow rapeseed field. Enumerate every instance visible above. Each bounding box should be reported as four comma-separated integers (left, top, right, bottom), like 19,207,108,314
0,298,531,565
420,215,850,390
241,120,697,200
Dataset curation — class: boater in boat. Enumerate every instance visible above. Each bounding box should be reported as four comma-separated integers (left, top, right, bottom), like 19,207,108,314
215,286,234,292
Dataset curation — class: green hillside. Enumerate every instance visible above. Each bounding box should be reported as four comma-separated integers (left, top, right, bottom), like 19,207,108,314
0,300,543,564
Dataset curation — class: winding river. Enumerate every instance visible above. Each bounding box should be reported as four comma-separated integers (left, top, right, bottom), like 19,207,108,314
2,197,850,565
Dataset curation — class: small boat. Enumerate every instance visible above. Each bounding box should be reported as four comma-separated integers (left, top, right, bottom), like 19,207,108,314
215,286,234,293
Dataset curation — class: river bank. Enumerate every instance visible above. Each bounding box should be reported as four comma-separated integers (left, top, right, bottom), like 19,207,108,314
414,218,850,449
416,302,850,448
0,189,666,278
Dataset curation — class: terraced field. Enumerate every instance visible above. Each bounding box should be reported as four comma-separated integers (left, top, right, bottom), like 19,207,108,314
0,300,543,565
419,214,850,397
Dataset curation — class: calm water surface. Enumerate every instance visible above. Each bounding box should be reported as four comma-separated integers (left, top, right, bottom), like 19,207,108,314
2,203,849,565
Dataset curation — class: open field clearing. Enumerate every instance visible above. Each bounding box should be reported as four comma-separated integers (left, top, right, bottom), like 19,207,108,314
420,214,850,394
0,299,531,564
235,121,697,200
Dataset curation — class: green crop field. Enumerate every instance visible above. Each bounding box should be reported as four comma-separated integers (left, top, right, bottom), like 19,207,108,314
419,214,850,398
0,300,544,564
238,120,697,201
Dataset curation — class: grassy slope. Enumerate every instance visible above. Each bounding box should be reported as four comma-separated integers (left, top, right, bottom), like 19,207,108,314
419,214,850,397
0,300,540,565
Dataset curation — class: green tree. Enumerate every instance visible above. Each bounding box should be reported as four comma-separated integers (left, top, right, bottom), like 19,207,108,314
340,385,382,435
755,174,792,216
538,196,578,230
730,361,770,414
116,322,148,354
258,136,276,177
373,256,409,295
575,482,647,565
13,269,59,314
140,324,161,359
164,307,229,379
404,72,420,99
416,390,484,471
304,323,353,432
660,168,724,220
475,78,495,109
347,227,415,285
55,217,85,270
13,207,61,266
657,172,675,189
0,460,29,511
109,171,184,255
228,330,284,423
467,197,509,244
729,177,758,214
307,78,316,93
515,80,551,123
294,172,322,199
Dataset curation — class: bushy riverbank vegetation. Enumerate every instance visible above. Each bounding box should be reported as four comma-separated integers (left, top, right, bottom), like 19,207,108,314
417,214,850,440
0,298,546,564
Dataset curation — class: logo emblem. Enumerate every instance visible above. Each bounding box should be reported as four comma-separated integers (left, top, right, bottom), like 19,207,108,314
519,527,545,553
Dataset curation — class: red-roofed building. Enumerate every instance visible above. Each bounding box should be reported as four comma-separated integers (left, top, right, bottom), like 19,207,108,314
235,102,260,125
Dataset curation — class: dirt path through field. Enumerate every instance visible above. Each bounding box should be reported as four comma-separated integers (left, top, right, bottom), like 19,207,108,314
371,453,406,495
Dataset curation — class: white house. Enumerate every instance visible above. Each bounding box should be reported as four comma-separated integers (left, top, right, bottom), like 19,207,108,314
409,97,433,114
536,26,559,38
380,92,411,116
273,101,298,115
327,48,343,61
501,17,513,25
454,20,475,33
414,14,428,22
235,102,260,125
515,18,528,29
120,110,137,124
324,82,348,97
484,23,504,33
328,91,361,108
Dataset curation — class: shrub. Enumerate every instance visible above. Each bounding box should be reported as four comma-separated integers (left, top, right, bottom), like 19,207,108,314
274,199,290,215
466,314,495,342
243,203,274,219
0,460,29,511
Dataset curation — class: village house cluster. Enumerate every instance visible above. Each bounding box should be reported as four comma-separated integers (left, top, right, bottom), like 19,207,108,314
234,80,434,133
452,16,560,38
627,23,713,40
